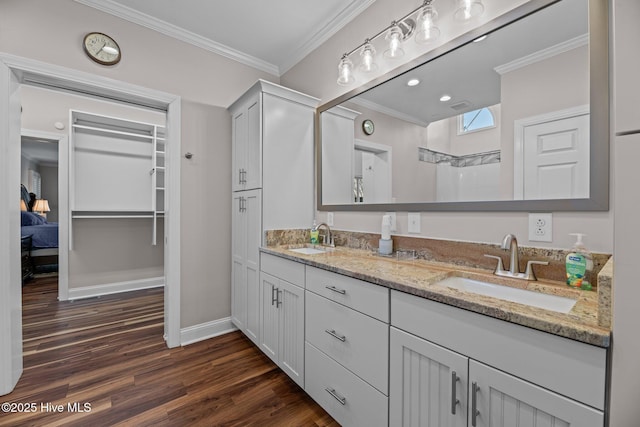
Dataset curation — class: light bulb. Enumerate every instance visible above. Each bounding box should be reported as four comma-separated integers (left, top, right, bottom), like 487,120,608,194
358,40,378,73
454,0,484,21
337,54,355,86
415,4,440,44
384,22,405,59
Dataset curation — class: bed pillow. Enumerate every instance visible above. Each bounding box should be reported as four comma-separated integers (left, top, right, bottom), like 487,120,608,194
21,211,47,226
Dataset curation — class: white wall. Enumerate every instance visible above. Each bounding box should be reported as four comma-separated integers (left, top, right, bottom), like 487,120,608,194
282,0,613,254
179,101,232,328
1,0,272,329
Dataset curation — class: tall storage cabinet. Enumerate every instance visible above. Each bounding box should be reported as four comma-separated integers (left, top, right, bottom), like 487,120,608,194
229,80,318,348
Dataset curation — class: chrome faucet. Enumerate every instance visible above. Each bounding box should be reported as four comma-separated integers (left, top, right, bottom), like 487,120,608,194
484,234,549,280
502,233,520,275
313,222,334,247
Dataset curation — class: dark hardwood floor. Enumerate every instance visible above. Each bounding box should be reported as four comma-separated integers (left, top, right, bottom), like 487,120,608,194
1,276,339,426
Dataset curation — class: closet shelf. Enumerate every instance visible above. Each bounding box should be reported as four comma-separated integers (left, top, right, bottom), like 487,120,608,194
72,124,155,141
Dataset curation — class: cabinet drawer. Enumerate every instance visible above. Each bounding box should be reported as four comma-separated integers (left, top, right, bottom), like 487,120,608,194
261,253,305,287
306,266,389,322
306,291,389,394
305,342,388,427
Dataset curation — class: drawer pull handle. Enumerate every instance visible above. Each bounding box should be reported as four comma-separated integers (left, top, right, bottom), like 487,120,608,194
325,329,346,342
271,286,277,306
325,387,346,405
451,371,460,415
325,285,346,295
472,381,480,427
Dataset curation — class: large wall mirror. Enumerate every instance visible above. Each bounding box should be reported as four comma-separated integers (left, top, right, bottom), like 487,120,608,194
316,0,608,211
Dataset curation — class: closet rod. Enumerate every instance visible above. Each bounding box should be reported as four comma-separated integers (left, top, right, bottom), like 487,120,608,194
72,124,155,140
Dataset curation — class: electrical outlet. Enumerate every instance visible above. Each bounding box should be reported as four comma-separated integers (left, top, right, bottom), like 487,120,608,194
327,212,334,227
408,213,421,234
385,212,397,232
528,213,552,242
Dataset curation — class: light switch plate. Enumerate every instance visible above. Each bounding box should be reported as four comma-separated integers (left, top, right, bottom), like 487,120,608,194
385,212,397,232
408,213,421,233
327,212,334,227
528,213,552,242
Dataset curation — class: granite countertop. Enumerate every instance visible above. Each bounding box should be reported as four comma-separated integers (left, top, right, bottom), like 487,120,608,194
261,245,611,348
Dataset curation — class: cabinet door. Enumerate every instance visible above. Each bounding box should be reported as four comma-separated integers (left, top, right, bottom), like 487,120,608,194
231,109,247,192
231,92,261,191
244,95,262,190
260,272,279,365
468,360,603,427
243,190,261,345
390,327,468,427
231,194,246,331
278,279,305,388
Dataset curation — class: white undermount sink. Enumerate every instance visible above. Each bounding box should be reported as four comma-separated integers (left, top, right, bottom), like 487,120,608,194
434,276,577,314
288,246,327,255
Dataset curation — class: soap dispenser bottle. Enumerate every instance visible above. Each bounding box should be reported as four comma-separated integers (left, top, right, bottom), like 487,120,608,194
310,220,319,244
566,233,594,290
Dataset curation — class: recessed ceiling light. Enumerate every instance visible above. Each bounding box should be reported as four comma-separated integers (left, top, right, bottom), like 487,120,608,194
473,35,488,43
407,78,420,87
440,94,452,102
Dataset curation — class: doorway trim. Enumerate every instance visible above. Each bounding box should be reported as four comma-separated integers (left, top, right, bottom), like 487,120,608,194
1,53,182,395
21,129,69,300
513,105,590,200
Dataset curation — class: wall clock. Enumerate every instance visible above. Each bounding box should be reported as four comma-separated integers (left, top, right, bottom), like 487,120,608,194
362,119,375,135
83,32,121,66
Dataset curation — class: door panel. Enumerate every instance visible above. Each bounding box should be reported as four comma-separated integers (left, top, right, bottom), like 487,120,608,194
259,272,279,364
278,280,304,387
390,328,468,427
244,190,261,344
523,114,589,199
469,360,603,427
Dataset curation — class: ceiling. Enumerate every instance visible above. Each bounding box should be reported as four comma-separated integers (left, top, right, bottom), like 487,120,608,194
22,137,59,165
75,0,375,76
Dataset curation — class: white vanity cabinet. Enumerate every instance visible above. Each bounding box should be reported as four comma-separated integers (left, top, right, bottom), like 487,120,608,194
259,253,305,387
304,267,390,427
229,81,317,346
390,290,606,427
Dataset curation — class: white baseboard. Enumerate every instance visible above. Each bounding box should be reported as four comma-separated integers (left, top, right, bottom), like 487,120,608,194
67,277,164,300
180,317,237,346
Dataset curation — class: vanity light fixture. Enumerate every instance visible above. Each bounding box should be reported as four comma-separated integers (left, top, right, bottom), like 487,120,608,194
407,78,421,87
454,0,485,21
384,21,405,59
359,39,378,73
440,94,452,102
336,0,485,86
337,54,355,86
415,0,440,44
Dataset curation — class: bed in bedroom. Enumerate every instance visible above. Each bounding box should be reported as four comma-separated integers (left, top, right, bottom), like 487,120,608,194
20,185,58,274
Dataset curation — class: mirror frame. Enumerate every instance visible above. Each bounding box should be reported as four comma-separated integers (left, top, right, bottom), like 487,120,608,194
315,0,609,212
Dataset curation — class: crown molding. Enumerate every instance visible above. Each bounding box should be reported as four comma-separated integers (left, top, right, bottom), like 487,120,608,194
494,33,588,75
74,0,280,76
279,0,377,75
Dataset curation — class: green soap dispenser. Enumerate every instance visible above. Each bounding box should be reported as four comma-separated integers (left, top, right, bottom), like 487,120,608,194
310,220,319,244
566,233,594,290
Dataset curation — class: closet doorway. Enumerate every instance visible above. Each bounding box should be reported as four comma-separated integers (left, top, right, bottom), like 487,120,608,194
1,54,182,395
